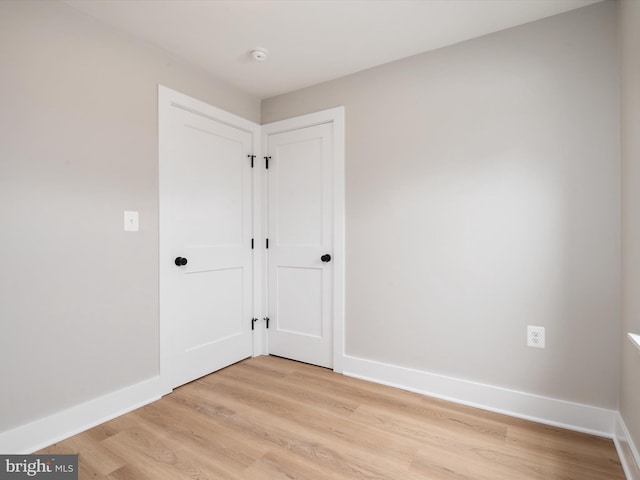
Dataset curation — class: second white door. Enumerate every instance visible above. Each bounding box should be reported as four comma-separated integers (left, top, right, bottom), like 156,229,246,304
266,123,334,368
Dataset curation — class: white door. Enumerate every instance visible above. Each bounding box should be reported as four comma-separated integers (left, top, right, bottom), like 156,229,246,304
265,123,336,368
159,87,258,390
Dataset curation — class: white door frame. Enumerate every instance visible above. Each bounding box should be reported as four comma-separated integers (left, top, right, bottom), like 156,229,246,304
261,107,345,373
158,85,263,393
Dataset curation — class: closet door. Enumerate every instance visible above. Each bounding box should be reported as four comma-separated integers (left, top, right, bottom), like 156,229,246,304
159,86,258,389
265,122,336,368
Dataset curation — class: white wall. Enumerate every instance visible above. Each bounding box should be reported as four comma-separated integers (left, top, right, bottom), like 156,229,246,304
0,1,260,433
620,0,640,462
263,2,620,408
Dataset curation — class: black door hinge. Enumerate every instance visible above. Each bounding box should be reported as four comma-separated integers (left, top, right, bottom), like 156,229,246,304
248,154,256,168
263,317,270,329
266,238,269,249
251,318,259,330
264,156,271,169
251,238,254,250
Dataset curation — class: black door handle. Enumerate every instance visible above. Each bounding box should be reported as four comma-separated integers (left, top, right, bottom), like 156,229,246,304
174,257,188,266
321,254,332,263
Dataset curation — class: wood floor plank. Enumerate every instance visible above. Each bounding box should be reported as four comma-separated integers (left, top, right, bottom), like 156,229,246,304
504,424,626,479
83,414,141,444
209,374,417,477
135,393,269,471
349,402,507,450
242,449,340,480
210,359,360,418
106,464,154,480
199,381,411,479
37,356,625,480
101,423,243,480
45,432,127,476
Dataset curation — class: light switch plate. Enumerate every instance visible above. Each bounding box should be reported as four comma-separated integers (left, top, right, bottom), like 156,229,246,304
124,211,139,232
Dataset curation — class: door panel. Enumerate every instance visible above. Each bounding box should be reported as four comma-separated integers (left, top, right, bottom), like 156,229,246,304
267,124,334,368
276,266,323,337
275,137,324,245
178,125,245,245
160,96,255,390
182,267,244,347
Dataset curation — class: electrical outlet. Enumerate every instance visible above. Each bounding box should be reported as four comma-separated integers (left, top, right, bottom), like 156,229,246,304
527,326,545,349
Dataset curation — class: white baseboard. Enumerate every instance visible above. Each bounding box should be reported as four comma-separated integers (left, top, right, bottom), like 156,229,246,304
0,376,164,454
342,355,616,438
615,413,640,480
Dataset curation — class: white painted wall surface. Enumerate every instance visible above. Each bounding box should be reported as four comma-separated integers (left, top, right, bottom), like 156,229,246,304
620,0,640,468
262,2,620,408
0,1,259,433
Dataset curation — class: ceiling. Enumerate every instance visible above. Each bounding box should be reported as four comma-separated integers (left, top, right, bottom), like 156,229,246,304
64,0,602,99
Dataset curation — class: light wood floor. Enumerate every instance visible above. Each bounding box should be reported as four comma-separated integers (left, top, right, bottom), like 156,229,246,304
38,355,625,479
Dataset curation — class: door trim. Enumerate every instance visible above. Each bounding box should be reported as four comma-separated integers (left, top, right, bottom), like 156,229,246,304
158,85,262,393
261,107,345,373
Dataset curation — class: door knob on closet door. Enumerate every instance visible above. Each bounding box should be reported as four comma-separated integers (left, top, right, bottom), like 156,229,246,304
174,256,188,266
321,254,332,263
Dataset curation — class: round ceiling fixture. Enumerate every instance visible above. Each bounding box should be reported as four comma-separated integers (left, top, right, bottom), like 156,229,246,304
250,47,269,62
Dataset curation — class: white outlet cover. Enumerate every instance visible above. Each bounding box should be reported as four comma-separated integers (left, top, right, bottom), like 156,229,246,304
527,325,545,349
124,211,139,232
